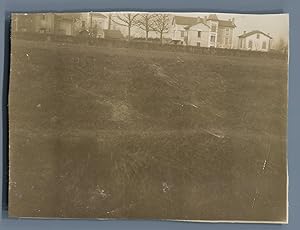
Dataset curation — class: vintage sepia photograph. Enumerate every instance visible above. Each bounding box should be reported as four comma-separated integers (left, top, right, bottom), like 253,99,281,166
8,12,288,223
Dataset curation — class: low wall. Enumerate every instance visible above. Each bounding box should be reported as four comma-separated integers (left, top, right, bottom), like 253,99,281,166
11,32,287,59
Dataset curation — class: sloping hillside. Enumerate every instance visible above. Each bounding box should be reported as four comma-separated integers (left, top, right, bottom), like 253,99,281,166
9,40,287,221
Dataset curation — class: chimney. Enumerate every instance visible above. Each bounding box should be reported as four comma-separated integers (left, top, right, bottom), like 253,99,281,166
232,17,235,23
197,16,201,23
203,16,207,23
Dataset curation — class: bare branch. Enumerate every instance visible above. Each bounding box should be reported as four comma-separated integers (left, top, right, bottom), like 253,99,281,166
151,14,170,43
151,14,169,33
112,13,140,27
111,13,140,41
137,14,157,31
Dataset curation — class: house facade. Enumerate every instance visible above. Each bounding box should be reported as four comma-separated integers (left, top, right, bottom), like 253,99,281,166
13,13,109,37
170,14,236,48
170,16,210,47
13,13,80,36
238,30,272,52
13,13,56,34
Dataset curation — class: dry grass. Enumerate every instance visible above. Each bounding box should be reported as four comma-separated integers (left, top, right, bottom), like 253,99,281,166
9,40,287,221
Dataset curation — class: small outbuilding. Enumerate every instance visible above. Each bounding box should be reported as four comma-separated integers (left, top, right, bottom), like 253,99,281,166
238,30,272,52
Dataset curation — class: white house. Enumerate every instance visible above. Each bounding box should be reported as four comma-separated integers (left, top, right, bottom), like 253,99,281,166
170,14,236,48
170,16,210,47
238,30,272,52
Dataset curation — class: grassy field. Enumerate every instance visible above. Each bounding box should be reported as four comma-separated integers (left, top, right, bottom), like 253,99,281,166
9,40,288,221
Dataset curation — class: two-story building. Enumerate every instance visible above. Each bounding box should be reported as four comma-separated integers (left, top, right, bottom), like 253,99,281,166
13,13,81,36
170,14,236,48
12,13,110,37
238,30,272,52
12,13,56,34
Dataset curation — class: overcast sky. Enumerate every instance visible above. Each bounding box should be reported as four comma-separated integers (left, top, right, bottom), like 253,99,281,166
172,13,289,48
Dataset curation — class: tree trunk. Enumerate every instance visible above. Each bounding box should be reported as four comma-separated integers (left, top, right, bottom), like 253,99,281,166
160,32,163,44
146,30,149,41
128,26,131,41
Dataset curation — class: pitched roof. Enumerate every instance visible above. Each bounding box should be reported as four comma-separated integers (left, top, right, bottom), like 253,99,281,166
219,19,236,28
173,15,235,28
207,14,219,21
173,16,200,25
103,29,124,39
238,30,272,39
184,21,210,29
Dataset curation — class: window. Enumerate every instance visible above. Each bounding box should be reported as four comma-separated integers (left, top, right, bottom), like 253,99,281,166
257,34,260,39
248,40,253,49
197,42,201,47
197,31,201,38
180,31,184,37
225,28,230,35
41,14,46,20
211,25,217,32
262,41,267,49
225,38,229,45
210,35,216,42
81,21,86,28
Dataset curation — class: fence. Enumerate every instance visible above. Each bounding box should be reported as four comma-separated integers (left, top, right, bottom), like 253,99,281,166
11,32,287,59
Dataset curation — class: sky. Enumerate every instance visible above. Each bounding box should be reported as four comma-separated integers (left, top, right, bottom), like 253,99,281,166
173,13,289,48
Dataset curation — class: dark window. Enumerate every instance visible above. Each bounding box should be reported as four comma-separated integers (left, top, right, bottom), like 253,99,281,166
180,31,184,37
197,31,201,38
82,21,86,28
257,34,260,39
262,41,267,49
225,28,230,35
42,15,46,20
197,42,201,47
248,40,253,48
210,35,216,42
211,25,217,32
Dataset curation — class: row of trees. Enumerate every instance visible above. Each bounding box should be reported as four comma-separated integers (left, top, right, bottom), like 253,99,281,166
111,13,170,43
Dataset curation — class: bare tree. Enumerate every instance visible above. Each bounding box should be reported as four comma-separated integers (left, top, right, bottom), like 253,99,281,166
112,13,139,41
151,14,169,44
137,14,157,41
276,38,288,53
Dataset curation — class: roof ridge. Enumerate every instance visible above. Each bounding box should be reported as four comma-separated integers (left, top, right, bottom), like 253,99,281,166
238,30,272,39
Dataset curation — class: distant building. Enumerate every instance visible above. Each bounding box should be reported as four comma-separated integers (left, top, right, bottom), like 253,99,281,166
13,13,80,36
13,13,56,34
79,13,108,38
170,14,236,48
238,30,272,52
170,16,210,47
54,13,81,35
12,13,116,38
